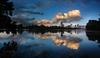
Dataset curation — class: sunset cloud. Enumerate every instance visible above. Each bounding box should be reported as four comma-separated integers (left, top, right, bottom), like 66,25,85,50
53,10,81,23
32,19,53,26
32,10,82,26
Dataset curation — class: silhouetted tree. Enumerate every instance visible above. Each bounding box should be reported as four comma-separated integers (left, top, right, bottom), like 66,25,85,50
86,18,100,30
6,2,14,16
0,0,14,16
0,0,14,29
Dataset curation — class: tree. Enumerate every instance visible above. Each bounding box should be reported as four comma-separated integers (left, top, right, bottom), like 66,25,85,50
0,0,14,16
0,0,14,29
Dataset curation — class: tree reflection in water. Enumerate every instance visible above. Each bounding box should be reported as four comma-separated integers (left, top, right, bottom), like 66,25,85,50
0,41,18,58
86,31,100,46
0,30,100,58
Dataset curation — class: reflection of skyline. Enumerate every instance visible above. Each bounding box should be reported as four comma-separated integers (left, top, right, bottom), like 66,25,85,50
0,29,100,50
0,29,84,36
0,30,81,50
0,30,100,58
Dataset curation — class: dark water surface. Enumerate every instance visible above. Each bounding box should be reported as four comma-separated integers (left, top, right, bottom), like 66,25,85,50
0,30,100,58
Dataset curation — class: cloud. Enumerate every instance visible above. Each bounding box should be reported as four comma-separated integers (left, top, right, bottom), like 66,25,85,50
13,9,81,27
32,10,82,26
13,0,53,15
53,10,82,23
32,19,53,27
12,13,35,26
19,10,44,15
14,5,44,15
54,0,100,7
33,0,52,9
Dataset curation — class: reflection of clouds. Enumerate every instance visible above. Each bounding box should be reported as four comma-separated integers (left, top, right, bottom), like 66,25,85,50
0,32,13,38
0,31,34,45
12,32,45,47
33,32,56,39
32,32,81,50
33,33,50,39
67,41,79,50
52,36,80,50
0,31,44,46
0,31,81,50
13,34,34,45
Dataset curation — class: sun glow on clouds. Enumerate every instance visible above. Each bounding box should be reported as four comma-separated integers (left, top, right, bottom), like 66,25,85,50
52,36,80,50
54,10,81,22
37,19,53,26
32,32,80,50
33,10,81,26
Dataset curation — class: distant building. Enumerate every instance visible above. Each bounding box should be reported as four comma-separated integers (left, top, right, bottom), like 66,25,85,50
61,22,64,27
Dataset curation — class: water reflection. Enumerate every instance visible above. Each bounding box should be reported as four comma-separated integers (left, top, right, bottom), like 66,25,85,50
0,41,18,58
0,30,22,36
0,30,100,58
86,31,100,46
32,32,81,50
52,36,80,50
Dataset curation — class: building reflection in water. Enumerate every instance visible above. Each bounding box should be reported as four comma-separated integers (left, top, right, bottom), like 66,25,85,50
66,29,84,36
32,31,81,50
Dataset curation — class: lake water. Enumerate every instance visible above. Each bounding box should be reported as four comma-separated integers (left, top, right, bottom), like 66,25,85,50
0,29,100,58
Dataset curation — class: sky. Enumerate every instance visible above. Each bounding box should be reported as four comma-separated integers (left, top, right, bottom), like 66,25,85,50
12,0,100,25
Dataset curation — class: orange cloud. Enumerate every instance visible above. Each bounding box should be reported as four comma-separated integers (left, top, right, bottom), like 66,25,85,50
53,10,81,22
37,19,53,26
32,10,81,26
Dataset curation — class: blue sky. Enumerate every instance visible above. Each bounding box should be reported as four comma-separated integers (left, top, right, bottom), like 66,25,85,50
12,0,100,25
